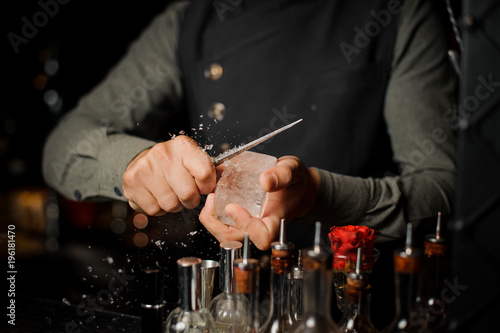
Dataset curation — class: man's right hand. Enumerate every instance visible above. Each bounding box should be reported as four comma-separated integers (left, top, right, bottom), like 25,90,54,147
122,135,216,216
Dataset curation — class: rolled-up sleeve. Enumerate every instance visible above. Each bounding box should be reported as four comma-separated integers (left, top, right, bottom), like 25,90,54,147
304,0,457,241
42,1,190,201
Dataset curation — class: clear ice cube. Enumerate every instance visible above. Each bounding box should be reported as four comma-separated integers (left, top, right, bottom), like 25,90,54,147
214,151,277,226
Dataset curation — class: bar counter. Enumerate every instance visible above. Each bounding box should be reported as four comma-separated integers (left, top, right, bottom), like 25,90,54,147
5,191,409,333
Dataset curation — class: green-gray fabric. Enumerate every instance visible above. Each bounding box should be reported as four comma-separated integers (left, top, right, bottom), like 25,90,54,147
42,0,457,240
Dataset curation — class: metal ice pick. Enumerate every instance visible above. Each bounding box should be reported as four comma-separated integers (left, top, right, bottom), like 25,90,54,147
212,119,303,166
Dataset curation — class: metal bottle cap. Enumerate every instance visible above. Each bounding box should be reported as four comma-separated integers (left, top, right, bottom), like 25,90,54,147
425,211,448,244
271,219,294,252
394,224,423,273
290,266,303,280
219,241,242,293
177,257,202,311
346,248,369,283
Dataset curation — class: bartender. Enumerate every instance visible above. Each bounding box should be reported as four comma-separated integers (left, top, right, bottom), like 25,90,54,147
42,0,456,250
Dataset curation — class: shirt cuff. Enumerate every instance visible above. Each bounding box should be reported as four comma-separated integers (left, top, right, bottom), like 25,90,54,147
95,133,156,201
301,168,370,228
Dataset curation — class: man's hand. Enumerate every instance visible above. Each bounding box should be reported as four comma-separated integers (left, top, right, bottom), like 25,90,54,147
123,135,216,216
199,156,319,250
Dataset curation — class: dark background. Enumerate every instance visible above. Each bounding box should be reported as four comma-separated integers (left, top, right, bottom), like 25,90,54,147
3,0,173,191
3,1,184,331
449,0,500,332
2,1,399,330
3,0,500,332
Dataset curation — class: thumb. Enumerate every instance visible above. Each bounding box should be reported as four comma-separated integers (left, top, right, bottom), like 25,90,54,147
260,156,302,192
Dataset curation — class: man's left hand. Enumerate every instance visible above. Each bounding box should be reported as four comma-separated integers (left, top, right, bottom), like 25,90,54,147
199,156,319,250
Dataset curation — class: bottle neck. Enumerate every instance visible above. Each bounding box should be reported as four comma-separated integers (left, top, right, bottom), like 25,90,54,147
302,265,332,317
341,283,372,323
291,247,340,333
394,270,422,319
180,287,200,312
261,244,295,332
218,241,242,294
177,258,202,312
290,277,303,322
286,275,299,323
423,240,448,299
269,261,292,320
234,261,260,332
392,251,423,320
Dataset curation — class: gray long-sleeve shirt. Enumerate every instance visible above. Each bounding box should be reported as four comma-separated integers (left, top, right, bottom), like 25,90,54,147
42,0,457,241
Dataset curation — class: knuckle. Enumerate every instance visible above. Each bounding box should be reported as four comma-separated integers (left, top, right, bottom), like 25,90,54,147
122,170,136,186
136,201,161,216
197,167,216,185
256,238,272,251
157,196,182,212
280,166,294,184
150,143,168,158
198,165,213,179
144,206,159,216
151,143,176,168
178,189,201,208
173,135,194,146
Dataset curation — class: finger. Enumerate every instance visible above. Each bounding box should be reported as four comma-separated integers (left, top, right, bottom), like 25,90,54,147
164,165,202,209
260,156,303,192
199,194,245,243
225,203,279,250
149,137,213,209
215,164,227,182
174,136,217,194
134,172,185,213
128,200,144,213
128,188,167,216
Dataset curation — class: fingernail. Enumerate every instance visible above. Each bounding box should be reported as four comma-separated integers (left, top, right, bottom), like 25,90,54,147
265,173,278,190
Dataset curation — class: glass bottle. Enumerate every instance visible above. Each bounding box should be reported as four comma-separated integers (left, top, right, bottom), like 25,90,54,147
339,248,379,333
234,234,261,333
209,241,251,333
290,222,341,333
140,268,165,333
289,250,304,323
421,212,449,332
165,257,217,333
260,219,297,333
384,223,430,333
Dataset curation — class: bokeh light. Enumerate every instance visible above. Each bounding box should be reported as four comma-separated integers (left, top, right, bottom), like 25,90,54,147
133,213,148,229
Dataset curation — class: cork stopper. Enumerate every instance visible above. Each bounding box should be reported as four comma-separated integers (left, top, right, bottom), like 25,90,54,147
234,258,260,294
393,253,423,273
394,223,423,273
302,222,331,270
270,219,294,274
